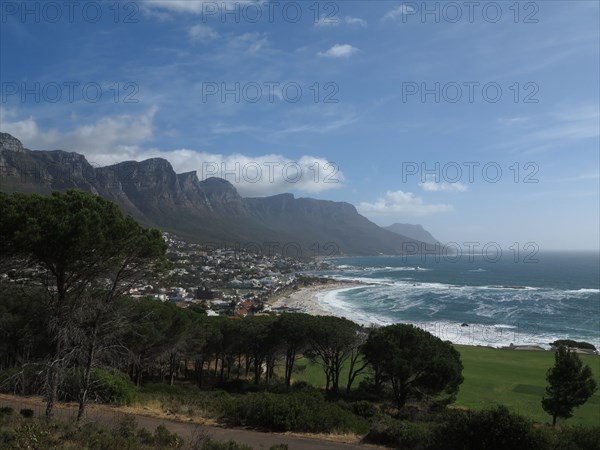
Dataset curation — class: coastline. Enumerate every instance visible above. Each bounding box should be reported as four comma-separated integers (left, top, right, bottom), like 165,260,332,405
268,280,366,316
268,281,599,354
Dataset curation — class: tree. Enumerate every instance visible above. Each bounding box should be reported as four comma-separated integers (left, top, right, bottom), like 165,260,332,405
306,316,361,394
0,190,166,419
363,324,463,409
273,313,312,387
542,345,597,426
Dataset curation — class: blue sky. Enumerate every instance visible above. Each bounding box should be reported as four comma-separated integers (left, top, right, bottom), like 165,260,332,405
1,1,598,251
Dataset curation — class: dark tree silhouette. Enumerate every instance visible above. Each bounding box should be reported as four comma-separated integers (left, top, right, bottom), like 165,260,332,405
0,190,166,419
542,345,597,426
363,324,463,409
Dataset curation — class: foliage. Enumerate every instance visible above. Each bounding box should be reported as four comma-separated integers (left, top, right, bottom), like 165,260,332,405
542,345,597,425
304,315,363,394
18,409,33,419
431,406,547,450
364,417,434,449
551,340,597,351
546,425,600,450
223,391,368,434
0,190,167,418
350,400,380,419
62,367,138,406
363,324,464,409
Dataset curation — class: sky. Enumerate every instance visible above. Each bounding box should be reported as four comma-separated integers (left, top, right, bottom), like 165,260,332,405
1,0,599,251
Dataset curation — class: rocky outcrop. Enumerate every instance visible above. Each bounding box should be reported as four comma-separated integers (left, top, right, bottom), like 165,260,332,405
0,133,426,256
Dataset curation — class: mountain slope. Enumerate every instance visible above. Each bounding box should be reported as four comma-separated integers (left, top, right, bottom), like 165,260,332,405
384,223,439,245
0,133,424,257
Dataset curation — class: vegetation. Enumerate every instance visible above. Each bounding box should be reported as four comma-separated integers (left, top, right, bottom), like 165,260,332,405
363,406,600,450
452,345,600,426
550,340,597,351
363,324,463,408
0,190,167,419
0,410,287,449
0,191,598,449
542,345,597,425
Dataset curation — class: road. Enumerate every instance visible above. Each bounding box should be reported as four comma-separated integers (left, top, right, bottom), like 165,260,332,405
0,394,382,450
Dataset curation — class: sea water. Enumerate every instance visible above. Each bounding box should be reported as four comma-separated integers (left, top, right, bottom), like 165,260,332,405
309,252,600,349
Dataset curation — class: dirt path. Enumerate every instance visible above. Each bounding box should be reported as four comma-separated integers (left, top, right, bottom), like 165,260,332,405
0,395,380,450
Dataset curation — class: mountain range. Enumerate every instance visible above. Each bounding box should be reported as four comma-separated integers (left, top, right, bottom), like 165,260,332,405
384,223,439,245
0,132,435,258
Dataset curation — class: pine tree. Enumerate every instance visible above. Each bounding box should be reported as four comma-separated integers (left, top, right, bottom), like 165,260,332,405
541,345,597,425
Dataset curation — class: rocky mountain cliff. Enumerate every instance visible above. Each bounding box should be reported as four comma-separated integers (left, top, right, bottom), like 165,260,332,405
384,223,439,245
0,133,426,257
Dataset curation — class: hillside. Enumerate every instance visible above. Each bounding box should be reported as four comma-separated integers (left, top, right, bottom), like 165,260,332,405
0,133,425,257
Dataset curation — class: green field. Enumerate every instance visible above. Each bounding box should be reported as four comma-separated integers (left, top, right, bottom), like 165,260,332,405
290,346,600,427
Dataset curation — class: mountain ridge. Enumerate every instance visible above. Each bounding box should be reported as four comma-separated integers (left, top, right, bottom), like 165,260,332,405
384,223,439,245
0,133,429,257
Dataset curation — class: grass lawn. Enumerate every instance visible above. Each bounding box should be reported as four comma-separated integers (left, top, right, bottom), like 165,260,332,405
289,346,600,426
454,345,600,426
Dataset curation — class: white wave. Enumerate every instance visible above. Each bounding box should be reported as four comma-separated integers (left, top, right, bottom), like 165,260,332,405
564,288,600,294
482,285,540,291
468,268,487,272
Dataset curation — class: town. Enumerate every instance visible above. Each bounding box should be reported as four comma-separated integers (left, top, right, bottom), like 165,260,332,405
127,233,332,317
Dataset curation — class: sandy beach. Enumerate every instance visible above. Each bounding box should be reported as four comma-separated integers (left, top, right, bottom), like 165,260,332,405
269,281,365,315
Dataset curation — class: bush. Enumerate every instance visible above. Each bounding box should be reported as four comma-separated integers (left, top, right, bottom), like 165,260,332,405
351,400,380,419
364,418,434,450
547,425,600,450
19,408,34,418
431,406,547,450
0,364,46,396
153,424,182,447
0,406,14,416
224,392,368,434
62,368,138,406
551,340,596,351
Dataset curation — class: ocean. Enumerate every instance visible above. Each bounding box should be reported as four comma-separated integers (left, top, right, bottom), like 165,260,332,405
309,252,600,349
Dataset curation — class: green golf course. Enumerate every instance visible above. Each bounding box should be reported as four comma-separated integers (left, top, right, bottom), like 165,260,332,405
291,345,600,426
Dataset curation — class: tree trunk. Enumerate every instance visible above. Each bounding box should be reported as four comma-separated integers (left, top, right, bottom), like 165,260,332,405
45,341,61,419
77,319,99,421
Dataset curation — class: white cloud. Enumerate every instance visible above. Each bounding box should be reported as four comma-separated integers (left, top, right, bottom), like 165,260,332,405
232,32,268,53
418,181,468,192
344,17,368,27
0,110,344,197
314,15,367,28
382,4,416,21
142,0,251,15
358,190,453,216
1,107,157,159
318,44,359,58
161,152,345,196
188,24,219,42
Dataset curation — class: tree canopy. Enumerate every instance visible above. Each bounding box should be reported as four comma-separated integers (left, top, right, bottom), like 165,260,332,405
363,323,464,409
542,345,597,426
0,190,167,418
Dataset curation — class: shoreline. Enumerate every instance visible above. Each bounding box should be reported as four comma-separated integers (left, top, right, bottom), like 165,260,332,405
268,281,599,354
268,280,366,316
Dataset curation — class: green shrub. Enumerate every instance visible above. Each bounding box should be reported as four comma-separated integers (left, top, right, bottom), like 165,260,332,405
0,406,14,416
19,408,34,418
547,425,600,450
431,406,546,450
62,368,138,406
153,424,182,447
224,392,368,434
364,418,434,450
351,400,380,419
